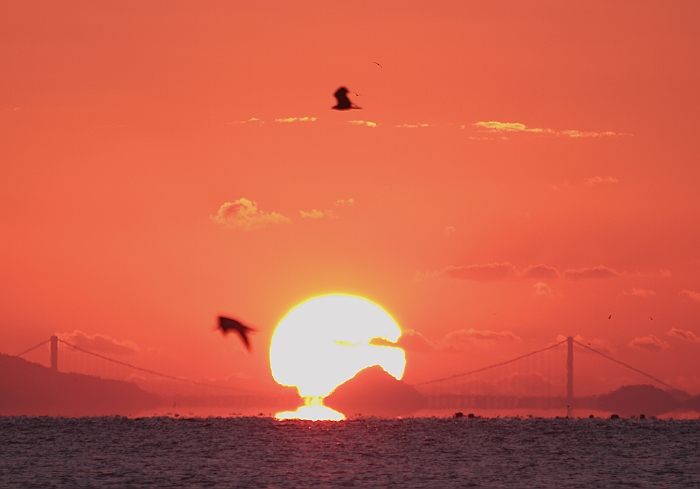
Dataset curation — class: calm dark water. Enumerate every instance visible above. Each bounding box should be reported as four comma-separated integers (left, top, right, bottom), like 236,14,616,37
1,416,698,488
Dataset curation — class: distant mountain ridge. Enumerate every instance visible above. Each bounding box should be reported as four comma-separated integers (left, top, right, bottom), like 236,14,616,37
598,384,698,417
0,353,161,416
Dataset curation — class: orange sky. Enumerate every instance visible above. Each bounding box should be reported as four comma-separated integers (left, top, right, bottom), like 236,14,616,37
2,1,700,398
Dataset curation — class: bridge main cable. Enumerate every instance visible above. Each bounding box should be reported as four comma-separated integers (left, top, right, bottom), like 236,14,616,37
572,339,687,397
56,339,241,391
15,339,51,358
412,339,567,386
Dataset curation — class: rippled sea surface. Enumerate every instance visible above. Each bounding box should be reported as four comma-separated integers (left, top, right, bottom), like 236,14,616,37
1,416,699,488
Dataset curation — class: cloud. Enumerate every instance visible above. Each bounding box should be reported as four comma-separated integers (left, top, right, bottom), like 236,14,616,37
412,271,432,282
624,288,657,297
667,328,700,343
227,117,265,125
299,198,355,220
334,198,355,207
629,335,669,352
348,120,377,128
565,335,616,355
300,209,325,219
563,265,619,280
424,261,623,284
395,123,429,128
439,329,521,352
212,198,291,230
395,329,434,353
660,269,672,278
533,282,553,297
444,226,456,237
586,176,620,185
474,121,548,133
680,290,700,302
397,328,521,353
549,181,571,191
473,121,628,138
58,331,139,356
442,262,516,282
275,117,317,123
520,264,559,280
560,130,618,138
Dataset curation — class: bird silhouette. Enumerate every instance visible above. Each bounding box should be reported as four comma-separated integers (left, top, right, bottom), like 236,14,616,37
332,87,361,110
608,315,612,319
217,316,256,352
373,61,383,68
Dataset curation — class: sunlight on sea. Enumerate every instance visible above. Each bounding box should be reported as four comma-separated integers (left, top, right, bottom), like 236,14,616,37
1,416,698,488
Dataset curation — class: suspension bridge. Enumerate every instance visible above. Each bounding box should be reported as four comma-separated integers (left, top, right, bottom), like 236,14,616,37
409,337,689,413
12,335,690,414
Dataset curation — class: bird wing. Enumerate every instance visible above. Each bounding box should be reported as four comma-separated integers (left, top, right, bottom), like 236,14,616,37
235,328,252,351
218,316,244,333
217,316,255,351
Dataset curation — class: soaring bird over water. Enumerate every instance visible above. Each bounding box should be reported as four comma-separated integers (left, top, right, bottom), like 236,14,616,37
217,316,255,352
332,87,361,110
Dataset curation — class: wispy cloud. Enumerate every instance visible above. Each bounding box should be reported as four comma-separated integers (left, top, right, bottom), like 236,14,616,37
558,334,616,354
395,123,430,128
397,328,521,353
299,209,325,219
474,121,551,133
227,117,265,125
521,264,559,280
624,288,656,297
533,282,553,297
560,130,619,138
334,198,355,207
667,328,700,343
275,117,317,123
660,269,672,278
442,262,517,282
444,226,456,237
440,329,521,352
396,329,434,353
549,181,571,191
348,120,377,128
629,335,669,352
563,265,619,280
473,121,629,138
212,198,291,230
299,198,355,220
586,176,620,185
58,331,139,356
680,290,700,302
424,262,628,284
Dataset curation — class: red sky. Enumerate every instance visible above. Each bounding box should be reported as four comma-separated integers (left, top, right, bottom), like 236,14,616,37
2,1,699,399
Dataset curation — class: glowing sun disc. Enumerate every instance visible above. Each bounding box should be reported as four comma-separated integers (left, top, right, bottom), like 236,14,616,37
270,294,406,420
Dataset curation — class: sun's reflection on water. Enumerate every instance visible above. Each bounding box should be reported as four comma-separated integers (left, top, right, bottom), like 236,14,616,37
275,396,345,421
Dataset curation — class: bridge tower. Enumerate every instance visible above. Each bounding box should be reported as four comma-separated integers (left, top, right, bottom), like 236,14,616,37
50,335,58,371
566,336,573,404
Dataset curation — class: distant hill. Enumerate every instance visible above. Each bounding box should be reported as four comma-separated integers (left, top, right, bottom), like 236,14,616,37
597,384,681,417
0,353,161,416
325,365,425,417
680,394,700,413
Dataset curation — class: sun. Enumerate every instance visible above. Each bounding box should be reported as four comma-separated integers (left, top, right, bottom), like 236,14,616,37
270,294,406,421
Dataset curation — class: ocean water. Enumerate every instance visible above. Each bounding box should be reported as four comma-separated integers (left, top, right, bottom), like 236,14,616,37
1,416,698,488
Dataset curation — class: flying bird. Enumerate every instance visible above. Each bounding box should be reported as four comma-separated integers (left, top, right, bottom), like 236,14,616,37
373,61,383,68
332,87,361,110
217,316,256,352
608,315,612,319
